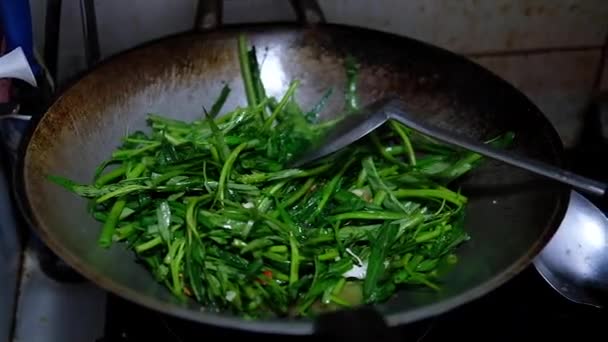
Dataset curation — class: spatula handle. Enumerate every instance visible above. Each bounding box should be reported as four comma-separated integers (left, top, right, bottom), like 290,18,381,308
385,99,608,198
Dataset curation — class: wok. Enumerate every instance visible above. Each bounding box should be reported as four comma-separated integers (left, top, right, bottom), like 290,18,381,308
14,4,570,336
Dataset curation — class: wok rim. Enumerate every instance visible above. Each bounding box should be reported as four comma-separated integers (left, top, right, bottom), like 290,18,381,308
13,22,570,335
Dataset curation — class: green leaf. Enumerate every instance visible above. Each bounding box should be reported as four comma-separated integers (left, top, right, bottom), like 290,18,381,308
209,84,231,118
156,201,172,243
363,222,399,303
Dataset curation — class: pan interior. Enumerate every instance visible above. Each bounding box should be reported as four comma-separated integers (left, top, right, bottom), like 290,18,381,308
20,24,568,333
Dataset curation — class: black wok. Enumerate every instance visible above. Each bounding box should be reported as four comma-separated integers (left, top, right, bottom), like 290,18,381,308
14,5,569,336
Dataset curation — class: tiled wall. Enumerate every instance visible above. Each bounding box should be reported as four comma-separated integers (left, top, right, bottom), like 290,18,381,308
472,50,604,147
28,0,608,148
319,0,608,53
319,0,608,148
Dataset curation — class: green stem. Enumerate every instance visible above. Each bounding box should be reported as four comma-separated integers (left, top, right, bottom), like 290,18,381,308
238,35,259,114
269,245,288,253
289,234,300,285
98,198,126,248
112,142,160,159
355,168,367,189
404,266,440,291
318,249,339,260
373,190,387,206
329,211,407,222
238,163,331,184
415,227,443,243
282,178,315,208
115,222,138,240
313,158,354,217
135,236,163,253
257,180,288,212
96,184,148,204
186,195,206,242
97,161,146,247
393,189,466,206
216,140,257,205
171,239,186,296
126,162,147,179
95,165,126,187
263,80,300,130
389,121,416,166
209,84,231,118
370,132,408,168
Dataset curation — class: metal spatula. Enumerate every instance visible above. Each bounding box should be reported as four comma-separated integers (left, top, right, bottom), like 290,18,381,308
290,96,608,199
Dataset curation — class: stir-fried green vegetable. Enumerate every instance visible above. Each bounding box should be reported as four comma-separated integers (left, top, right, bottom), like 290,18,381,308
49,34,514,319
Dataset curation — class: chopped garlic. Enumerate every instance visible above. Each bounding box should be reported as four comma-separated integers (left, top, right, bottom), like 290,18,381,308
351,189,365,197
345,248,363,266
343,262,368,279
343,248,367,279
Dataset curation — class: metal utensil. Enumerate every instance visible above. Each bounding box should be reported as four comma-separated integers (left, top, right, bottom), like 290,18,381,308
291,96,608,199
534,191,608,308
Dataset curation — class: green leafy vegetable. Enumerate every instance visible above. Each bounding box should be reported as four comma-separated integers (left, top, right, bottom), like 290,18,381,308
48,34,514,320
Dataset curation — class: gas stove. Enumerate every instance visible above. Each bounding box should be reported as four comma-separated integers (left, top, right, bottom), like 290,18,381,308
1,8,607,339
2,78,607,342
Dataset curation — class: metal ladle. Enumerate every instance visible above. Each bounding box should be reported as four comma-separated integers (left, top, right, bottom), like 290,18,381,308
291,95,608,307
534,191,608,308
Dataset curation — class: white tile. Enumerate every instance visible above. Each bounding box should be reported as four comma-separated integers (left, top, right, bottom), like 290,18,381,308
13,241,107,342
319,0,608,53
472,49,602,148
95,0,199,59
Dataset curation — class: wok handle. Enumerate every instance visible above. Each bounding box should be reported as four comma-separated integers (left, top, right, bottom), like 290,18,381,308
194,0,223,31
290,0,326,24
313,306,401,342
79,0,101,67
194,0,325,31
